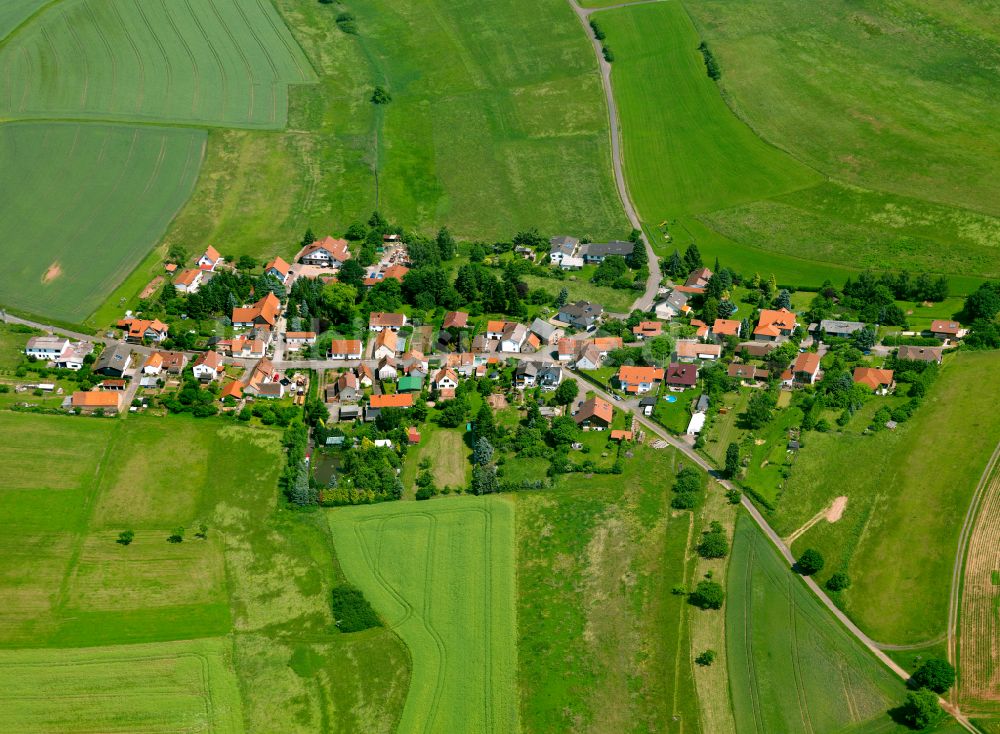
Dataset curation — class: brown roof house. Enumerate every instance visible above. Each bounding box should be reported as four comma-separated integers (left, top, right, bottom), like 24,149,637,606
574,396,613,429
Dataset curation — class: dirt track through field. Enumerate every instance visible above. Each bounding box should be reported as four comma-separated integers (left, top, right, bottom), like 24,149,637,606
785,496,848,546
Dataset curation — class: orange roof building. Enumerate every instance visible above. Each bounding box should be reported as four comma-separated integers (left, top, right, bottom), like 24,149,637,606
617,365,665,392
220,381,243,400
71,390,122,411
232,292,281,328
753,308,797,340
853,367,895,391
690,318,709,338
610,430,634,441
369,393,414,409
712,318,741,338
632,321,663,339
575,396,614,427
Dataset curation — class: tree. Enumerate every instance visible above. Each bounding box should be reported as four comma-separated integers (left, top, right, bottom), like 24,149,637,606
321,281,358,324
901,688,943,730
331,585,382,632
695,649,716,666
697,528,729,559
683,243,702,274
338,259,365,289
471,463,499,495
592,255,629,286
435,226,456,260
690,580,725,609
666,249,684,279
474,403,496,443
555,286,569,308
776,289,792,310
743,391,775,429
724,442,740,479
796,548,825,576
554,379,578,406
438,396,468,427
826,572,851,591
116,530,135,546
910,659,955,694
963,280,1000,322
167,527,185,544
852,325,877,351
237,254,257,271
371,86,391,104
289,464,316,506
472,437,494,466
365,278,403,312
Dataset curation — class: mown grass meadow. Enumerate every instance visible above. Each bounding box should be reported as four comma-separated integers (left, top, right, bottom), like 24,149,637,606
328,496,519,734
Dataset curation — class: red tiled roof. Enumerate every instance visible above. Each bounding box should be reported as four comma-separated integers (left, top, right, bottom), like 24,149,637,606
754,308,797,337
930,319,962,335
370,312,406,328
712,318,741,336
575,396,613,425
853,367,894,390
71,391,120,407
617,365,665,383
370,393,414,408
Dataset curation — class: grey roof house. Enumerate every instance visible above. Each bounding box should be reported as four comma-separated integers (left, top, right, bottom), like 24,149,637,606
94,344,132,378
557,301,604,329
581,240,634,263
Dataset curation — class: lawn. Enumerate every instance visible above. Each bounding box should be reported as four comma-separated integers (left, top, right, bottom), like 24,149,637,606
0,412,409,732
727,514,965,734
686,0,1000,220
702,389,750,466
774,352,1000,644
522,273,638,313
517,446,702,732
653,388,696,434
0,638,243,734
0,122,204,323
400,421,471,497
597,2,998,291
328,496,519,734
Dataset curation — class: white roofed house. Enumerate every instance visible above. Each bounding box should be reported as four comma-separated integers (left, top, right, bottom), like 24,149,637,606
56,341,94,370
549,235,579,265
25,336,71,362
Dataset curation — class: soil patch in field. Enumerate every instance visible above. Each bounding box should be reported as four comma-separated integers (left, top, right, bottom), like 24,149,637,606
826,495,848,522
139,276,164,299
42,262,61,283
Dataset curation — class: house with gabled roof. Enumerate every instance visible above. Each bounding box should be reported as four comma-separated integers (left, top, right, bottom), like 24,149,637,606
728,363,770,384
70,390,123,414
232,292,281,329
655,289,689,320
264,256,292,286
118,318,169,343
193,350,225,381
575,396,613,428
143,350,187,375
711,318,741,340
665,362,697,389
853,367,895,393
684,267,713,289
549,235,580,266
376,356,398,381
220,380,243,401
581,241,633,264
529,317,562,345
369,393,413,409
930,320,964,341
328,339,363,360
675,340,722,361
373,329,400,360
369,312,407,332
197,246,223,271
285,332,316,351
173,268,204,293
632,321,662,340
433,368,459,391
786,351,821,385
617,365,666,394
500,323,529,353
94,344,132,377
299,236,351,268
753,308,797,342
442,311,469,330
557,301,603,330
897,345,944,364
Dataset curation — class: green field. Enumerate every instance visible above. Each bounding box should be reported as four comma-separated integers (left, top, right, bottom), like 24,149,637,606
727,514,964,734
0,122,204,322
0,0,47,39
0,638,243,733
0,412,409,732
0,0,314,128
516,446,701,732
328,496,519,734
597,2,999,289
773,352,1000,644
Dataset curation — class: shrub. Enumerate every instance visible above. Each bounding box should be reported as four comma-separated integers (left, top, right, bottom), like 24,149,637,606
695,649,716,666
589,19,606,40
901,688,943,729
725,489,742,504
602,45,615,63
167,527,184,544
415,485,435,501
909,658,955,694
335,11,358,34
116,530,134,546
371,86,391,105
697,528,729,559
698,41,721,80
826,572,851,591
331,585,381,632
796,548,825,576
690,580,725,610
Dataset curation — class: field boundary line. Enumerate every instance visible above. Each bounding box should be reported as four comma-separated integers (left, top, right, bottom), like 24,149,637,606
949,439,1000,703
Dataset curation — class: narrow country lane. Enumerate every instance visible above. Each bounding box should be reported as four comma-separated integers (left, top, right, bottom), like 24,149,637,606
566,0,663,312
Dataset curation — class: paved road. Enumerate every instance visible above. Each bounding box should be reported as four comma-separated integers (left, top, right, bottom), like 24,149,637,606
566,0,663,312
947,439,1000,704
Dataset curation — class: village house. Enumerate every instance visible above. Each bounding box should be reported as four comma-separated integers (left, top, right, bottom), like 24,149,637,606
930,319,964,341
444,353,476,378
684,267,713,290
557,301,603,330
328,339,363,360
853,367,895,394
655,289,689,320
549,235,579,266
581,241,634,264
329,371,360,403
575,396,613,429
363,264,409,288
56,341,94,370
433,367,459,391
485,320,507,340
243,358,283,399
264,257,292,286
377,356,398,381
737,341,777,358
369,312,407,332
192,350,225,381
298,236,351,268
665,362,698,390
675,340,722,361
529,318,562,346
70,390,123,415
574,343,603,371
218,337,267,359
690,319,709,339
369,393,413,410
94,344,132,378
809,319,866,340
173,268,204,293
232,292,281,329
560,255,585,271
220,380,243,401
399,350,428,377
557,338,577,362
118,317,169,343
711,318,741,341
284,331,316,351
617,365,666,394
197,246,223,271
442,311,469,330
897,345,944,364
753,308,798,342
514,361,562,390
373,329,401,361
610,429,634,442
785,351,821,386
142,350,187,376
25,336,70,361
728,363,770,385
500,323,529,352
632,321,663,340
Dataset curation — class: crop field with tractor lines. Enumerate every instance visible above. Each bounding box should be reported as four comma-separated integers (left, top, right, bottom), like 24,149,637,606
328,496,519,734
